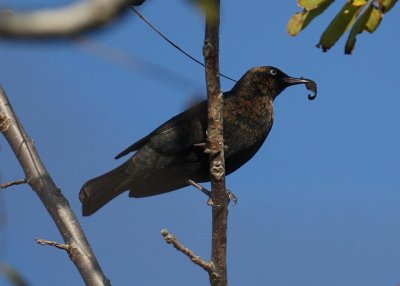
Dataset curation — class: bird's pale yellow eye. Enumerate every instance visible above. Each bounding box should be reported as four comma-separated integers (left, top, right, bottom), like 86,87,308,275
269,69,277,76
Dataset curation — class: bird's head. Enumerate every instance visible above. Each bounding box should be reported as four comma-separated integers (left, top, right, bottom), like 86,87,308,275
233,66,317,100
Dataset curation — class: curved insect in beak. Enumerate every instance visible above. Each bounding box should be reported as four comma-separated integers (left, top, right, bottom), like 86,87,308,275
283,76,318,100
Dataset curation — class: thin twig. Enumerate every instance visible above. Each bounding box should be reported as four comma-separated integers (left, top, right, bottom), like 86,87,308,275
161,229,215,274
0,178,27,189
36,238,70,251
130,6,237,83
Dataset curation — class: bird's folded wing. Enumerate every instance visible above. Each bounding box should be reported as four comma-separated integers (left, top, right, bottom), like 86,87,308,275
115,101,207,159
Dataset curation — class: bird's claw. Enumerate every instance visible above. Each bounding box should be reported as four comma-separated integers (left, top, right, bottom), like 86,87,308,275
193,142,206,148
193,142,211,154
206,190,237,207
228,190,238,206
207,198,217,207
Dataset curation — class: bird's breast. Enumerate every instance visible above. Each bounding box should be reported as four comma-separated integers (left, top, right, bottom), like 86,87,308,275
223,96,274,158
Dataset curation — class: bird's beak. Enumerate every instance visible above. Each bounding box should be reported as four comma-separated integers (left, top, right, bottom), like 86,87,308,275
282,76,318,100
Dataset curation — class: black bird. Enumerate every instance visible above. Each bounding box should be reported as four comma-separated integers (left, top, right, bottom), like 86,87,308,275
80,66,317,216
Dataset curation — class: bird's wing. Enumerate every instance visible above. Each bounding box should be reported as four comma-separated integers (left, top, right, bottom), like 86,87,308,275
115,101,207,159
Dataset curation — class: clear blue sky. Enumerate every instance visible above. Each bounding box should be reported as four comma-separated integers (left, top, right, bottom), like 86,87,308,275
1,1,399,285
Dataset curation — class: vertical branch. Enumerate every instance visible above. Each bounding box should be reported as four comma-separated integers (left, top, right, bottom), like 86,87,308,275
203,1,229,285
0,86,110,286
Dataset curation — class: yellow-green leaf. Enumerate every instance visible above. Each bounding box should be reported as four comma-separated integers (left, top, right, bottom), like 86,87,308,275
352,0,368,6
345,3,374,54
365,6,382,33
378,0,398,13
317,2,365,52
190,0,218,21
288,0,334,36
299,0,327,10
288,13,306,36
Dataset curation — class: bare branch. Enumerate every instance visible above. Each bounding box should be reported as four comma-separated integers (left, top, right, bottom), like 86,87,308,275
0,86,110,286
36,238,70,251
0,0,132,38
0,178,27,189
203,0,229,285
161,229,215,274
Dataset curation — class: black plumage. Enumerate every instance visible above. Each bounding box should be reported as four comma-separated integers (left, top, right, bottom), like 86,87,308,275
80,66,317,216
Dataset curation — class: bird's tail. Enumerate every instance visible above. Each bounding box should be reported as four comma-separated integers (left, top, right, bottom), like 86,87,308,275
80,162,131,216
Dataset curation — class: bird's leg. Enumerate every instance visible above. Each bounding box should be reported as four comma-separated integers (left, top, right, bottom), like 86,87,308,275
187,179,237,207
208,189,237,207
187,179,211,197
193,142,206,148
186,179,216,206
193,142,211,154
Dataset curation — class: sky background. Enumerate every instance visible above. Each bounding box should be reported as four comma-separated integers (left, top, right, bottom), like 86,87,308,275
0,1,399,285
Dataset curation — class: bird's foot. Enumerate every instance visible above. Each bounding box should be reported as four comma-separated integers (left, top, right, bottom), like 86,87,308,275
193,142,206,148
187,179,237,207
193,142,228,154
186,179,216,206
207,197,216,207
228,190,238,206
193,142,211,154
206,191,237,207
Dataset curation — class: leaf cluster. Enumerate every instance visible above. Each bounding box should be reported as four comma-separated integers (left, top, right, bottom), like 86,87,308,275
288,0,398,54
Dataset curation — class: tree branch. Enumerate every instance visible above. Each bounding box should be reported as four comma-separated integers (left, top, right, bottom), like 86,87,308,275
161,229,215,274
203,1,229,285
0,178,27,189
0,0,136,38
0,86,110,286
36,238,70,251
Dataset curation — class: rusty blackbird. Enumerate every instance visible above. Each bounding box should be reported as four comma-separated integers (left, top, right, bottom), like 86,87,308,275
80,66,317,216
